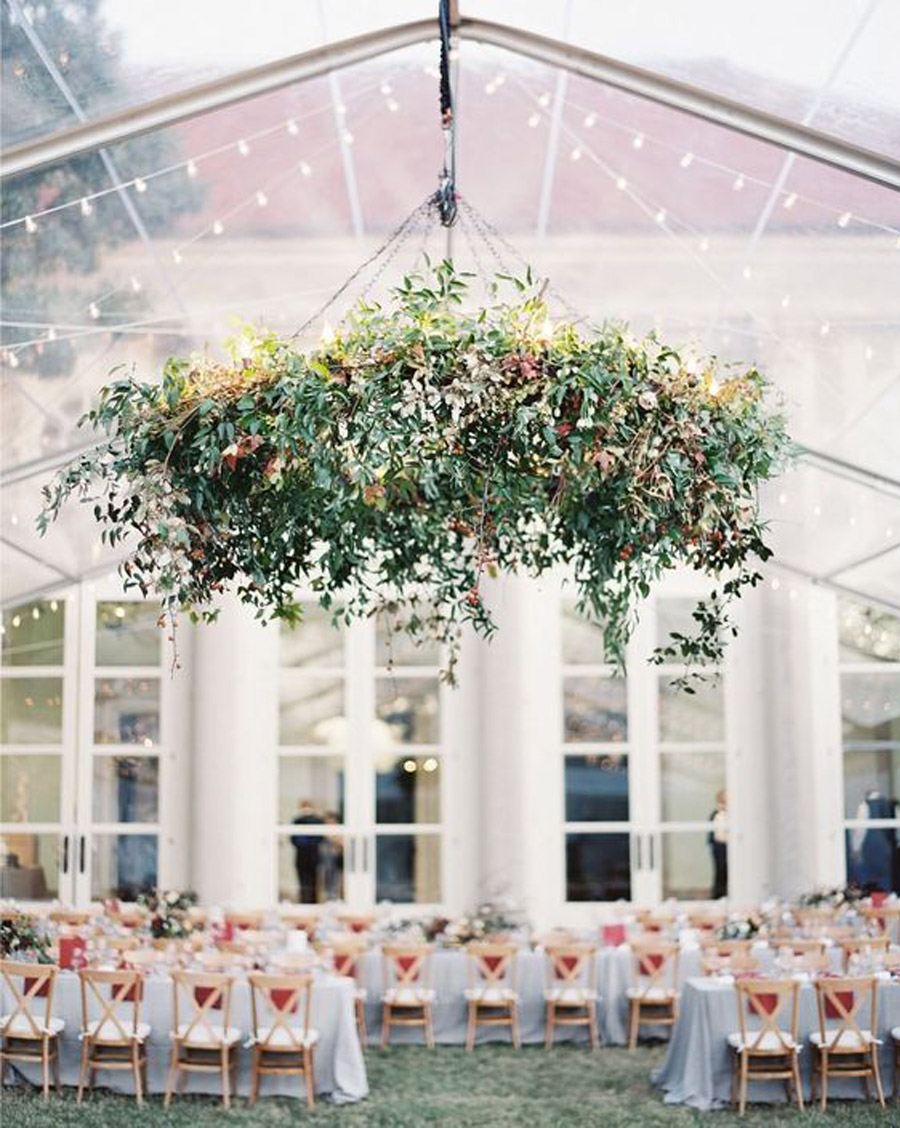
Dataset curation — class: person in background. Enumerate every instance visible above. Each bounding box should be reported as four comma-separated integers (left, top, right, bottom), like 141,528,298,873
319,811,344,901
291,799,322,903
850,788,897,892
708,789,728,900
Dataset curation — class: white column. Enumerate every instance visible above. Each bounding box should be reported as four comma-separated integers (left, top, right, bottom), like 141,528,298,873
192,597,279,906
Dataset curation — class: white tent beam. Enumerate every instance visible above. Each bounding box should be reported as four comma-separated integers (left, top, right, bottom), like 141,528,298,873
3,19,899,190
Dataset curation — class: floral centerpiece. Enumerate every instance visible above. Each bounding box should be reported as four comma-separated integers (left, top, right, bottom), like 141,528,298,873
40,262,789,684
715,913,762,942
442,902,525,945
797,884,866,910
0,912,53,963
136,888,198,940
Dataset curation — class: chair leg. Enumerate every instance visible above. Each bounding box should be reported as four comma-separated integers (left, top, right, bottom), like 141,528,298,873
381,1005,391,1050
465,1002,476,1052
133,1044,143,1106
871,1048,886,1109
356,998,367,1049
545,1003,554,1050
304,1046,315,1109
76,1039,90,1103
249,1047,260,1105
628,1000,639,1052
53,1043,61,1094
164,1045,179,1108
512,1003,521,1050
588,1002,599,1051
730,1051,738,1109
221,1046,231,1110
738,1053,749,1116
820,1051,829,1112
41,1039,50,1100
792,1052,804,1112
425,1004,436,1050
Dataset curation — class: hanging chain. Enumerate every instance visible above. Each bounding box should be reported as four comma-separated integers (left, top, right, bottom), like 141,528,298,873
431,0,458,228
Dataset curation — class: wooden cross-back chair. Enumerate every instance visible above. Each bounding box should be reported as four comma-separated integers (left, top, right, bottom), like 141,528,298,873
465,941,520,1050
164,971,240,1109
248,972,317,1108
840,935,890,971
77,967,149,1104
811,976,885,1110
330,937,369,1047
543,943,599,1050
339,912,376,935
0,961,63,1099
701,953,760,978
771,937,828,958
381,945,435,1049
49,908,92,928
729,978,804,1115
280,910,319,940
627,941,680,1051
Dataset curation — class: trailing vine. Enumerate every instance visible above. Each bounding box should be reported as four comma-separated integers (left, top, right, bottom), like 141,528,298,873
40,261,790,685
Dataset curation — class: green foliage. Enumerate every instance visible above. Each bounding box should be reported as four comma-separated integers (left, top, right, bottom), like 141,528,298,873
0,913,53,963
41,262,790,684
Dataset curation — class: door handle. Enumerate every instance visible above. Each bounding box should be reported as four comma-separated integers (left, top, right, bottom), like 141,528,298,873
348,837,356,875
362,836,370,873
647,834,655,870
78,835,86,874
634,833,642,871
61,834,70,875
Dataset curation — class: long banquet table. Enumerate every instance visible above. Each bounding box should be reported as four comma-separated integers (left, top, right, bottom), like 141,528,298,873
357,941,842,1046
653,975,899,1109
1,968,368,1103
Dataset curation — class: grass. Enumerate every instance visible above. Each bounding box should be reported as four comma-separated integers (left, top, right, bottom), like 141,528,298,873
0,1045,893,1127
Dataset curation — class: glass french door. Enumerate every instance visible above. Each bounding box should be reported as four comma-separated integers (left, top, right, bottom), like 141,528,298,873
1,583,178,905
276,599,448,913
560,586,730,916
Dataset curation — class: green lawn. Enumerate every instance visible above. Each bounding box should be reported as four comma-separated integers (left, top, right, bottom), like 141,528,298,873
0,1045,892,1127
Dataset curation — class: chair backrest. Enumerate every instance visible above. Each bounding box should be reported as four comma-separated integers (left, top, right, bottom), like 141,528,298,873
339,913,375,934
840,935,890,970
105,935,141,955
0,960,57,1036
735,978,799,1053
688,913,726,933
545,943,596,990
814,976,878,1050
79,967,144,1042
330,938,367,979
49,909,92,927
248,973,313,1050
772,937,827,956
172,971,233,1041
224,910,264,931
631,941,679,996
280,912,319,938
700,939,753,958
382,945,432,992
467,941,517,990
701,952,760,977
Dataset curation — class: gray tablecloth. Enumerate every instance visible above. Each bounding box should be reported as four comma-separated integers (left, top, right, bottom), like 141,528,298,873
2,969,367,1103
653,976,899,1109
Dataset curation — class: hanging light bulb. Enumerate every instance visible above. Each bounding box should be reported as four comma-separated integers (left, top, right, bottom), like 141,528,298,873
255,190,268,207
172,248,183,264
699,237,710,252
386,98,399,112
134,177,147,193
24,215,38,234
10,513,19,526
654,209,666,225
778,491,788,505
237,139,250,156
570,147,582,161
80,197,93,216
732,173,745,191
50,600,59,612
538,92,551,108
286,119,299,136
341,130,354,145
780,294,790,308
616,176,627,191
527,112,541,128
632,133,644,149
379,82,392,96
782,192,797,209
131,276,142,293
320,320,335,345
299,161,312,177
186,159,199,177
771,578,781,591
819,321,830,336
89,302,100,320
583,112,597,128
741,265,752,279
403,759,417,773
837,211,851,228
864,344,874,361
46,326,57,341
212,220,224,235
11,615,21,628
679,152,694,168
32,606,41,620
6,351,20,368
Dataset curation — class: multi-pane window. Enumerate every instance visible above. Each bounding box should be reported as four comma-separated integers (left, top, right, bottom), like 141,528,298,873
0,599,66,900
839,599,900,893
561,598,631,902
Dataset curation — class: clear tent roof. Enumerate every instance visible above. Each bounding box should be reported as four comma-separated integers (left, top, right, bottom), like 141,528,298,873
2,0,898,609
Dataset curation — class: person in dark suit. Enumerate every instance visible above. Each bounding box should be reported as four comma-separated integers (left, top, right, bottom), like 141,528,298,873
708,789,728,900
291,799,322,903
